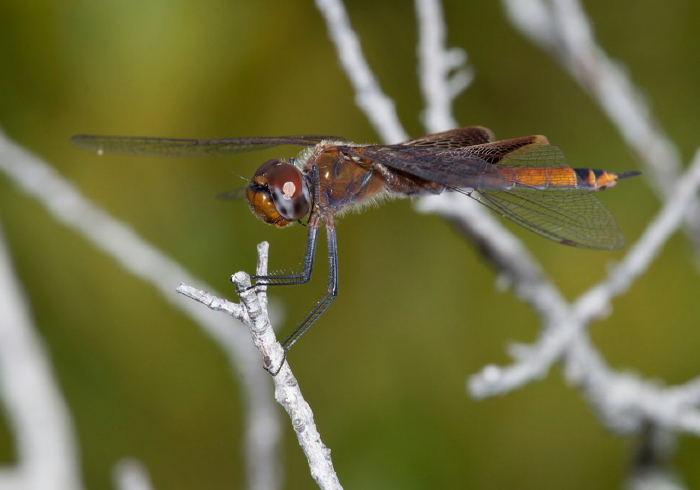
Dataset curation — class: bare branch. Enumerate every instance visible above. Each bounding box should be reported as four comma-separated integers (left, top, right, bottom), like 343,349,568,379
178,243,343,490
415,0,474,132
314,0,408,143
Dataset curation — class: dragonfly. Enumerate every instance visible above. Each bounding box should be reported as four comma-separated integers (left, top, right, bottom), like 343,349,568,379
72,126,639,358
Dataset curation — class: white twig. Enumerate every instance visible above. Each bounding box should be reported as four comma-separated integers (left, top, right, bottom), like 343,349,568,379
314,0,408,143
178,243,343,490
502,0,700,251
0,129,281,490
415,0,473,132
0,222,85,489
564,149,700,436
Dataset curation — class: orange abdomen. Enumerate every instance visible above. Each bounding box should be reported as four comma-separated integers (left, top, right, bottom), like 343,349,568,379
498,167,625,191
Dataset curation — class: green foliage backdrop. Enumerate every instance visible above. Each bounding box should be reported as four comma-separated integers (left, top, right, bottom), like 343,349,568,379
1,0,699,488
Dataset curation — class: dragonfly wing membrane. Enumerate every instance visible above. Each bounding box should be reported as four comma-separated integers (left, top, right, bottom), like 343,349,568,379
341,145,507,189
471,141,626,249
473,187,625,250
465,136,556,165
71,135,346,158
401,126,496,148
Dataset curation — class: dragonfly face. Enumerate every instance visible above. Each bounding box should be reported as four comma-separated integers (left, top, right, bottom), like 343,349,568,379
71,127,640,357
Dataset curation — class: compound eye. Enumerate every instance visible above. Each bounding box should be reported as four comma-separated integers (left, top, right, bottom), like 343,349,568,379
266,163,311,220
254,159,284,178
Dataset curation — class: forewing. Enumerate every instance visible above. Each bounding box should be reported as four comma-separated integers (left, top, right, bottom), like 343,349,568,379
340,135,551,188
460,135,553,164
71,135,346,158
401,126,495,148
340,145,500,188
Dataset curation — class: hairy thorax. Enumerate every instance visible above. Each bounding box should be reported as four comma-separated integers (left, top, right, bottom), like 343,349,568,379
300,144,445,218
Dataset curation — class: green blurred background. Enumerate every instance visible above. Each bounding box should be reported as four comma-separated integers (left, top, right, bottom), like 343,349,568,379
1,0,699,488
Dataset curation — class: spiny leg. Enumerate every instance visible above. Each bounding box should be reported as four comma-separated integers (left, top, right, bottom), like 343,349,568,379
281,216,339,351
251,215,320,286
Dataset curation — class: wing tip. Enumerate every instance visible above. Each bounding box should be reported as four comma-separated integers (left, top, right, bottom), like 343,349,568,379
70,134,103,154
531,135,551,145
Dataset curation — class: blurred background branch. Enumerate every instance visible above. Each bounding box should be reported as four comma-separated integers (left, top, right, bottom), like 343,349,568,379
0,219,83,489
502,0,700,257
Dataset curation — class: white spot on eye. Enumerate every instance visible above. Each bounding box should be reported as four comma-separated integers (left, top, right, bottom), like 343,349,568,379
282,181,296,199
97,148,104,156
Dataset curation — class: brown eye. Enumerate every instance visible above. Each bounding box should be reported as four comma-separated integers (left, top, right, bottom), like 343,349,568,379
246,160,311,227
246,180,289,227
266,163,311,220
254,159,284,178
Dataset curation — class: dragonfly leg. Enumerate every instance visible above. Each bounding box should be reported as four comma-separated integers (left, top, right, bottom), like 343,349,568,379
251,216,320,286
281,217,339,351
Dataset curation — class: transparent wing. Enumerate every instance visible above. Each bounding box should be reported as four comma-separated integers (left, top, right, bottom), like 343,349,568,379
71,134,346,158
471,188,625,250
471,142,626,249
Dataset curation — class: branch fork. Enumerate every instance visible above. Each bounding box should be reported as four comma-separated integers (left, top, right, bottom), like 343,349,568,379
176,242,342,490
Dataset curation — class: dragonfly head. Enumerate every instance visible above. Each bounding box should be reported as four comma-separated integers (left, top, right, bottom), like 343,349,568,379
246,159,311,228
